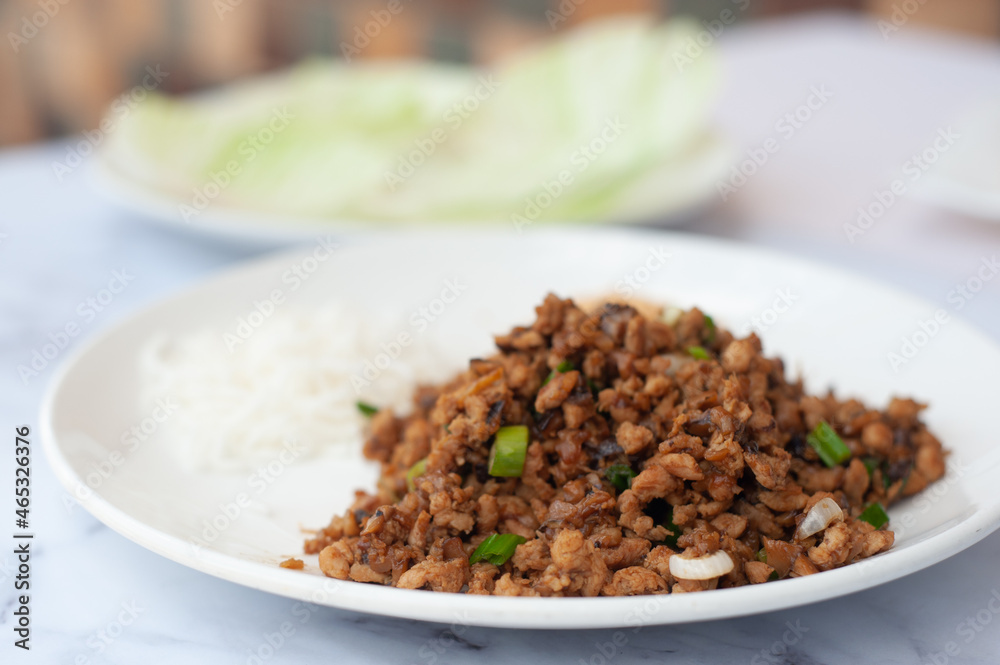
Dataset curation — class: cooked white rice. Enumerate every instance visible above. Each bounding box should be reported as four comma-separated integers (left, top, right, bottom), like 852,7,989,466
138,302,455,472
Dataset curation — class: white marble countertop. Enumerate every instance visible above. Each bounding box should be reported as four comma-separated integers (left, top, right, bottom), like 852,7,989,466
2,11,1000,665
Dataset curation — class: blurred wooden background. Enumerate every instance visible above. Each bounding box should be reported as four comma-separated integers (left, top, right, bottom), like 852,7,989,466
1,0,997,146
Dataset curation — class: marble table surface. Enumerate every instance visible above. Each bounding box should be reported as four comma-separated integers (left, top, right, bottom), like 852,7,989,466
2,12,1000,665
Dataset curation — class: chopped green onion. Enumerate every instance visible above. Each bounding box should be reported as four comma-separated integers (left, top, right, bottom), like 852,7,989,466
687,345,710,360
356,401,378,416
881,467,910,494
605,464,636,492
406,458,427,492
469,533,526,565
756,548,767,563
488,425,529,477
768,570,779,582
542,360,575,386
704,315,716,342
858,502,889,530
645,498,681,548
862,457,880,477
806,421,851,467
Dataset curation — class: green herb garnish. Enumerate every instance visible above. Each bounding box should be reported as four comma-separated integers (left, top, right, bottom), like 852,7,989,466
356,401,378,416
487,426,529,477
806,421,851,467
405,458,427,492
469,533,526,566
858,502,889,530
605,464,636,492
704,314,716,342
862,457,880,477
542,360,575,386
687,345,710,360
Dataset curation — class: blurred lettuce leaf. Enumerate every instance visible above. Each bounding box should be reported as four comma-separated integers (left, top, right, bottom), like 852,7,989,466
104,16,722,224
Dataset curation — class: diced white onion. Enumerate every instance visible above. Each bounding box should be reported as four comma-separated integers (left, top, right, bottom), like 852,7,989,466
662,353,694,377
662,306,684,327
669,550,734,580
795,497,845,539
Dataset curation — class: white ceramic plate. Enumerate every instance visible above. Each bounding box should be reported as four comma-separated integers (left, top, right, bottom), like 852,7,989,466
41,228,1000,629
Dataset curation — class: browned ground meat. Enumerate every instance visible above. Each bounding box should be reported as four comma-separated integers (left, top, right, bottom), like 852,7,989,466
305,295,947,596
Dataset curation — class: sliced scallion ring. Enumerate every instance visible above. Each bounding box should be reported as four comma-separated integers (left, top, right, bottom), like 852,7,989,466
488,425,528,477
469,533,526,565
405,458,427,492
806,421,851,467
687,345,710,360
542,360,575,386
356,401,378,416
